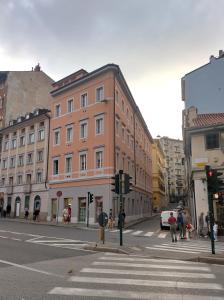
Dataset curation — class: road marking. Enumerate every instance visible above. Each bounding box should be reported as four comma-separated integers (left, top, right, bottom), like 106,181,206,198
0,235,8,239
93,261,210,271
122,230,133,234
81,268,215,278
69,276,223,290
152,244,211,253
31,239,83,243
0,259,65,278
11,238,22,241
48,287,224,299
109,229,119,232
132,230,143,235
145,246,198,254
158,232,168,238
144,231,154,237
98,256,201,264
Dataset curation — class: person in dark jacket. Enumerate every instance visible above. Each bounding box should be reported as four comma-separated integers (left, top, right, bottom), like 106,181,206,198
177,212,184,239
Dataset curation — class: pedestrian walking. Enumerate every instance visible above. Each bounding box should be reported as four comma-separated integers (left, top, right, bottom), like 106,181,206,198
108,209,114,229
168,212,177,242
6,204,11,217
177,212,184,239
63,206,69,224
24,207,29,220
198,212,204,237
205,212,210,237
213,221,218,241
67,204,71,223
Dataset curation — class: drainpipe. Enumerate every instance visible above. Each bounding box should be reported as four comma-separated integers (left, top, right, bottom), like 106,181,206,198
45,113,51,191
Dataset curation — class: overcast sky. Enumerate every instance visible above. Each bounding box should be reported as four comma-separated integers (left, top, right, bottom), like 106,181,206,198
0,0,223,139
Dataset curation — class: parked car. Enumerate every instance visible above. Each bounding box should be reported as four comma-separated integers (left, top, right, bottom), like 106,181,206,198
160,210,178,229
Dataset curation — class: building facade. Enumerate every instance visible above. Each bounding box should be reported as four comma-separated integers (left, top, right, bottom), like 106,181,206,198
0,64,54,129
0,109,50,219
152,139,166,211
182,50,224,114
48,64,153,224
183,107,224,229
159,137,186,204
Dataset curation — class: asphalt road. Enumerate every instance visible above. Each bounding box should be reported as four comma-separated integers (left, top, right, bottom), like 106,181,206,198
0,218,224,299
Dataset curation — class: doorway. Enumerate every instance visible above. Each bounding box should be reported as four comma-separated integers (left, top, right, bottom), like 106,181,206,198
15,197,21,217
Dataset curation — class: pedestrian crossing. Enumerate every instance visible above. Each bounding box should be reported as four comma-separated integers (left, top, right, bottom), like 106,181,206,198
108,228,168,238
48,253,224,299
145,240,224,254
26,236,91,251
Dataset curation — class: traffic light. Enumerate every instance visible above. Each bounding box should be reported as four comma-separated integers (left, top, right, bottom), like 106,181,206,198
205,165,224,194
124,174,133,194
88,192,94,203
111,174,120,194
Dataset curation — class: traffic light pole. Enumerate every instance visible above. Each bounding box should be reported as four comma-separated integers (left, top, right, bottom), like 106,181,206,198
208,191,215,254
119,170,123,246
87,192,90,228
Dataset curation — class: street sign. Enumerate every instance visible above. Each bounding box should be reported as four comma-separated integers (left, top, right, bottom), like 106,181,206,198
56,191,62,197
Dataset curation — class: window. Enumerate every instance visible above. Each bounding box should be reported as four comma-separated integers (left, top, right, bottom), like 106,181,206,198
1,177,5,186
2,159,7,169
28,132,35,144
27,153,33,164
11,138,17,149
17,175,23,185
4,141,9,151
79,153,87,171
38,129,45,141
65,156,72,174
67,99,74,113
121,100,125,112
115,90,119,103
53,158,59,175
9,176,13,186
18,155,24,166
66,126,73,143
80,122,87,139
96,150,103,169
55,104,61,117
96,86,104,102
10,157,15,168
116,119,119,135
20,136,25,147
36,150,43,162
36,172,43,183
206,133,219,149
122,127,125,141
26,174,31,184
80,93,88,108
54,129,60,145
95,116,104,135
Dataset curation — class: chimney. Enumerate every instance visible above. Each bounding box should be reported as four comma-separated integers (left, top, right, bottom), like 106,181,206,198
219,50,224,58
209,55,215,62
186,106,198,127
34,63,41,72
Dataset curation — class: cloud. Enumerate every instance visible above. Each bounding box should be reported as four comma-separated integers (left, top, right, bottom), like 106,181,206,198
0,0,223,138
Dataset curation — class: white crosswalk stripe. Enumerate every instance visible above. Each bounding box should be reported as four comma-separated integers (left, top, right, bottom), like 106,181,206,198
108,229,169,238
48,254,224,299
145,240,224,254
27,237,90,251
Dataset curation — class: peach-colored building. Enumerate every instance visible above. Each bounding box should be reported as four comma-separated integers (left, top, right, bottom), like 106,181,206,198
48,64,153,224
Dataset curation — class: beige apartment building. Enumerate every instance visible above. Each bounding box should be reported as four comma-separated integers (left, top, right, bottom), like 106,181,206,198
183,106,224,229
48,64,153,224
159,136,186,204
152,139,166,211
0,109,50,219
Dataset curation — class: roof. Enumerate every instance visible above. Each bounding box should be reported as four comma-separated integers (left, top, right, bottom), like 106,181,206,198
192,113,224,128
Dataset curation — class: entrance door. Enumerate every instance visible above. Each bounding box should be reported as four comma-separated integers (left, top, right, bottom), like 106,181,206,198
79,198,86,222
51,198,57,220
15,197,21,217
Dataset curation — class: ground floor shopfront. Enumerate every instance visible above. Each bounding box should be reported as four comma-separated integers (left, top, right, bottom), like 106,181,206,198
48,183,152,225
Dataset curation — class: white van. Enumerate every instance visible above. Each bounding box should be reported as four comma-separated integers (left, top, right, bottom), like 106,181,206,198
160,210,178,229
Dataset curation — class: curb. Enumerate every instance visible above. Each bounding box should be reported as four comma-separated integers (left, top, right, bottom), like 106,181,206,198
187,256,224,265
84,244,130,255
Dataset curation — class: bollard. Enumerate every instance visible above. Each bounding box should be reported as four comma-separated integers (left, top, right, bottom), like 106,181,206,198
99,226,105,244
